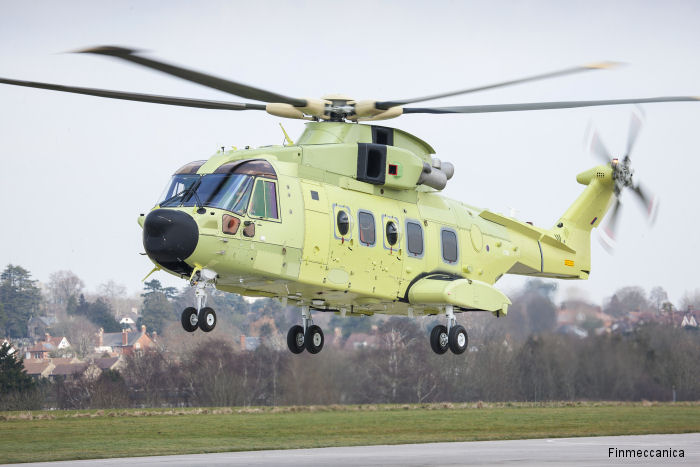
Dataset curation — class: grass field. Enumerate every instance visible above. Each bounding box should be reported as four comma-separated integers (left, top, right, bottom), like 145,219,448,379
1,402,699,464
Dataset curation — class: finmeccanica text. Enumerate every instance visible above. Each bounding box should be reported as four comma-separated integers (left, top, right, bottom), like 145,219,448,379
609,447,684,458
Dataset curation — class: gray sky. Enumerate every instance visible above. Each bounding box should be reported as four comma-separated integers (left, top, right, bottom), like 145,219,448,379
1,0,698,306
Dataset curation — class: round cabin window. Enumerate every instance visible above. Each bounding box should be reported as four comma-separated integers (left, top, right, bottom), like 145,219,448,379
337,210,350,236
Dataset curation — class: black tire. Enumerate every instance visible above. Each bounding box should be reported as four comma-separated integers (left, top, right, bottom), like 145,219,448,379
181,307,198,332
198,307,217,332
304,325,324,354
430,325,449,354
287,325,305,354
449,325,468,354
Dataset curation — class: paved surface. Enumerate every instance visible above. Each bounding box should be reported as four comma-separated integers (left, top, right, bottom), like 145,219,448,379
5,433,698,466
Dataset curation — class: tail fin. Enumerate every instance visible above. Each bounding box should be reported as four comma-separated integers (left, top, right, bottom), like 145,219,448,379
540,164,615,278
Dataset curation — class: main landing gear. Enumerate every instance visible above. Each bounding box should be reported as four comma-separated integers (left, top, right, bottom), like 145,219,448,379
180,269,218,333
430,305,468,355
287,305,324,354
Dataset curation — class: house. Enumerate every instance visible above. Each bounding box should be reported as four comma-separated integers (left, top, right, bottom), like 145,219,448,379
557,301,612,329
119,317,135,331
49,361,101,382
26,333,71,359
681,313,698,329
95,325,155,355
27,316,58,340
94,355,124,371
23,359,55,379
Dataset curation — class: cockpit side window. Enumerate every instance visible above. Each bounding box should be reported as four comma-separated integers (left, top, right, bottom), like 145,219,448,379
249,179,279,219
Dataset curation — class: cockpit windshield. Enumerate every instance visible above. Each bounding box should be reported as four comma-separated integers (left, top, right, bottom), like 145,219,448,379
159,173,254,215
158,174,200,206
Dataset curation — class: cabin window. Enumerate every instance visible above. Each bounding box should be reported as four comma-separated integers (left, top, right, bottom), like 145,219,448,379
441,228,458,264
385,221,398,246
337,210,350,236
358,211,376,246
249,179,279,219
406,220,424,257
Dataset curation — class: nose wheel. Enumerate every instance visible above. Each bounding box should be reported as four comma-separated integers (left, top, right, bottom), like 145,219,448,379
286,306,324,354
180,268,218,333
430,305,468,355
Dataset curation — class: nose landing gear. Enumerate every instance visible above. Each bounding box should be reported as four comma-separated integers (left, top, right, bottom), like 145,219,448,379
286,306,324,354
430,305,468,355
180,269,218,333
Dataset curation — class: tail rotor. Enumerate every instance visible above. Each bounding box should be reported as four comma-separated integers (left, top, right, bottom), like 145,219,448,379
586,112,658,251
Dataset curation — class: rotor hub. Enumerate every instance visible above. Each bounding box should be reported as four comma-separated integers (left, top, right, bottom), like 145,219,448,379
611,156,634,194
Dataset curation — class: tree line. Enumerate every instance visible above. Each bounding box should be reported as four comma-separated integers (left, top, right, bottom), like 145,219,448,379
2,319,698,411
1,263,699,410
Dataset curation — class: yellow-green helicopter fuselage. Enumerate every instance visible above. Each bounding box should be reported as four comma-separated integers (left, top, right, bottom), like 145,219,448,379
139,121,616,319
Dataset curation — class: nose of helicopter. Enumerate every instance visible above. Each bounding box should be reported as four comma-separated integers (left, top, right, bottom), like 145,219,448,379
143,209,199,275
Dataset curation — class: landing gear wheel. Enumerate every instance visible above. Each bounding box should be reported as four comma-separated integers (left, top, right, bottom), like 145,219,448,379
430,325,449,354
287,325,305,354
304,325,324,354
198,307,217,332
449,325,468,354
181,307,198,332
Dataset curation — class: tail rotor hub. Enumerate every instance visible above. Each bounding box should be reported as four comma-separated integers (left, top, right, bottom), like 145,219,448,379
611,156,634,194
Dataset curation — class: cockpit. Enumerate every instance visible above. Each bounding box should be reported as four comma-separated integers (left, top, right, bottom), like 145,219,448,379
157,159,279,219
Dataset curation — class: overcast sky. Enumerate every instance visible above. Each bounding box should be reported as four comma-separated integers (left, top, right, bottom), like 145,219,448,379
1,0,698,306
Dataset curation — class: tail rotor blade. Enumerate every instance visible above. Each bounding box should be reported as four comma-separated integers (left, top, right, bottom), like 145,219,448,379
599,198,622,252
631,183,658,224
585,124,612,163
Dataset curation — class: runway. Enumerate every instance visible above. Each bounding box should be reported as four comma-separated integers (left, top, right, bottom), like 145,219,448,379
5,433,698,466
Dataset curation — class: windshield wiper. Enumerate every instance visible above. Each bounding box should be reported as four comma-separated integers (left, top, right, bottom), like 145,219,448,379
159,188,190,206
159,180,204,209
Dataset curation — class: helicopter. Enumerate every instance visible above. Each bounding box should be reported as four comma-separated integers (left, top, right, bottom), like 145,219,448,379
1,46,697,355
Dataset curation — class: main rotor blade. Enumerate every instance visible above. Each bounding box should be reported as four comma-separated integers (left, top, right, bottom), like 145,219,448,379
626,112,643,157
403,96,700,114
0,77,266,111
375,62,618,110
77,46,307,107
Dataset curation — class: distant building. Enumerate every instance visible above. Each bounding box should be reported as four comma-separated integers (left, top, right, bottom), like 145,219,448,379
23,359,54,379
681,313,698,329
94,355,124,371
26,333,71,359
558,301,611,325
95,325,155,355
119,317,135,330
48,361,101,382
27,316,58,340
